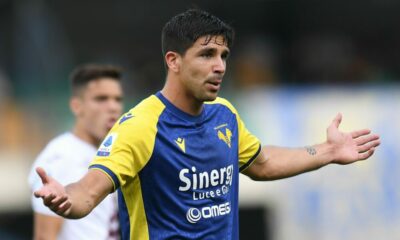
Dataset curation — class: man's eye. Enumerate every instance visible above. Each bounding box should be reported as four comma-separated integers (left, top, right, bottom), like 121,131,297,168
222,53,229,60
201,53,212,58
94,96,108,102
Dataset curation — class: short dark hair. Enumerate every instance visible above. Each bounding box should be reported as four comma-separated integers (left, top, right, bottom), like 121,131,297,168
161,9,234,57
70,63,122,96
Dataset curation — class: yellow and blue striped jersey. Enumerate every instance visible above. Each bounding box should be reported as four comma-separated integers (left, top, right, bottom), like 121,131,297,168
90,92,261,240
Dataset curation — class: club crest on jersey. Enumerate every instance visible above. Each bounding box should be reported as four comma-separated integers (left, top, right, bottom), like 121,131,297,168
214,124,232,148
97,133,118,156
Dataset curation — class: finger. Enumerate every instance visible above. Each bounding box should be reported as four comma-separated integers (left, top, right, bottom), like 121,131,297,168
34,188,52,198
358,140,381,153
50,195,68,207
355,134,380,146
43,193,57,206
351,129,371,138
36,167,49,185
58,200,71,210
358,148,375,160
34,189,45,198
49,197,68,213
56,201,72,215
331,113,342,129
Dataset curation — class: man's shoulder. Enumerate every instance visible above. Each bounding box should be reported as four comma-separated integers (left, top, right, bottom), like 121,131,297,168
44,132,91,152
47,132,75,144
40,132,74,153
205,97,238,115
28,133,86,187
34,132,92,164
116,94,165,127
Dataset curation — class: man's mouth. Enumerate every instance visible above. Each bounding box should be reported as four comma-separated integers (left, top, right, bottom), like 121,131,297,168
206,81,221,91
206,78,222,91
106,117,117,129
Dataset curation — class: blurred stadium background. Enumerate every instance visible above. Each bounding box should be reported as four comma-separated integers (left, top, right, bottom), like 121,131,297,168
1,0,400,239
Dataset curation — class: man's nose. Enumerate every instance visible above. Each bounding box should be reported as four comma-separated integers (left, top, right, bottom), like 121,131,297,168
213,57,226,74
107,99,122,114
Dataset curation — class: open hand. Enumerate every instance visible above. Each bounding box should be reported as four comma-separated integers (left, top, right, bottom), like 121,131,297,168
327,113,380,164
34,167,72,216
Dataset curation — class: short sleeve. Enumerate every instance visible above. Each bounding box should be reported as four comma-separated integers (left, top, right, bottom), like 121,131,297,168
90,116,157,191
207,97,262,172
89,98,165,191
236,113,261,172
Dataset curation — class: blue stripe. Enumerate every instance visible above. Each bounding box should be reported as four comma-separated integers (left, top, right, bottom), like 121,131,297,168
89,164,120,190
118,189,130,240
155,91,205,123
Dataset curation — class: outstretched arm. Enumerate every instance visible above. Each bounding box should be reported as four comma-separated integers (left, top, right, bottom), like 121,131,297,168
243,113,381,180
34,167,114,219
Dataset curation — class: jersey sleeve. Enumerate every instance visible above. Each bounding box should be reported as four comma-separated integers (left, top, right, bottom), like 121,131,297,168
236,113,261,172
210,97,262,172
90,98,164,191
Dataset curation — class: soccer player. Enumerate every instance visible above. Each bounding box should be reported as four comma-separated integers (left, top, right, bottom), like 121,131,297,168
28,64,123,240
33,9,380,240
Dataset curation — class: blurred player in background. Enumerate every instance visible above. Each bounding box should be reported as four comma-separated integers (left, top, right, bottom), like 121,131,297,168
33,9,380,240
28,64,123,240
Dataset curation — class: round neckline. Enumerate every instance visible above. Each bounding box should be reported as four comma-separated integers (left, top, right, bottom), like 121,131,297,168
155,91,205,123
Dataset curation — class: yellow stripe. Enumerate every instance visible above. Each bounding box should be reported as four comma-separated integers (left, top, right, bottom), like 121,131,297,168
125,95,165,239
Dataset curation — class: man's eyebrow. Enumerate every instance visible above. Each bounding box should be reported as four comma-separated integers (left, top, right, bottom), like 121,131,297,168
198,45,230,52
198,47,216,53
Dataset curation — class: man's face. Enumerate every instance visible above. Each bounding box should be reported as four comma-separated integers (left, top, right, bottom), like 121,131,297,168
179,35,230,102
73,78,123,144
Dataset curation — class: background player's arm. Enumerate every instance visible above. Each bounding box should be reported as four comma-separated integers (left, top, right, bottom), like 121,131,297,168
243,113,380,180
33,213,63,240
34,167,114,219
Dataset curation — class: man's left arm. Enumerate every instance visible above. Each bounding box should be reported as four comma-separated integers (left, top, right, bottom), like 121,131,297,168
242,113,381,181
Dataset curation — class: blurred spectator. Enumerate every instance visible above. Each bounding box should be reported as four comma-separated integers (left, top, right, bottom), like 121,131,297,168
28,64,123,240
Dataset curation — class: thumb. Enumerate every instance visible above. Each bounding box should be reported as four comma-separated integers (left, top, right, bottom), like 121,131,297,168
331,113,342,129
36,167,49,185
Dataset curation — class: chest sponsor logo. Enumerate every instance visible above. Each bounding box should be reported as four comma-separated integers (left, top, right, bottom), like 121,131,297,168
186,202,231,224
179,164,233,201
97,133,118,156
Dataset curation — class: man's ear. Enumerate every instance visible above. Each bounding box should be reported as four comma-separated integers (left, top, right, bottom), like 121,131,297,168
165,51,181,73
70,97,82,117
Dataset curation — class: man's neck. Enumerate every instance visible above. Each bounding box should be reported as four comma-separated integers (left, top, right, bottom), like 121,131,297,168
72,124,100,147
161,82,203,116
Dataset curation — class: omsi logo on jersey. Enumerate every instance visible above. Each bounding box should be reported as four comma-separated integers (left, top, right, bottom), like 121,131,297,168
186,202,231,224
97,133,118,156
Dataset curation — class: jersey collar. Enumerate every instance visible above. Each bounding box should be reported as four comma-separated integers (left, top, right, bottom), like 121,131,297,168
155,91,205,123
